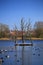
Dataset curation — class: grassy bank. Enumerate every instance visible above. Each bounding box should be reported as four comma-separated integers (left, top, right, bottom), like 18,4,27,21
0,37,43,40
0,38,10,40
17,37,43,40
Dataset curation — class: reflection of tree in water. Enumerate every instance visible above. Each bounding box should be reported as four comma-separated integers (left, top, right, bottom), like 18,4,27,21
21,18,32,65
13,24,18,65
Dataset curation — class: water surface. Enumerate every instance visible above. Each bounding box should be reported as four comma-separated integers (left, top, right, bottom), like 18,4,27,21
0,40,43,65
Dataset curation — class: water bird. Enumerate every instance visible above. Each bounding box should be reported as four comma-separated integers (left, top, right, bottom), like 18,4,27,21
5,55,10,58
17,60,19,62
15,55,17,56
38,54,40,56
0,50,4,53
4,50,7,52
0,59,4,63
0,57,3,59
2,60,4,63
33,53,35,55
1,49,3,52
0,51,2,53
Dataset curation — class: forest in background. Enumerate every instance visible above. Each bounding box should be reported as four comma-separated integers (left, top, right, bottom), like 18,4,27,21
0,18,43,39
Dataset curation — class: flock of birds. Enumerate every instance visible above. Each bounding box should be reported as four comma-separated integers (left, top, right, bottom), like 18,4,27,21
0,46,41,64
0,49,10,63
32,46,41,56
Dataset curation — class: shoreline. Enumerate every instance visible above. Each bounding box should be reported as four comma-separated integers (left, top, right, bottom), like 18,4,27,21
0,37,43,40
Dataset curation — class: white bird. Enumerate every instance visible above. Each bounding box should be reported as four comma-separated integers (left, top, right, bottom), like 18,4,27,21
7,55,10,58
5,50,7,52
1,50,3,52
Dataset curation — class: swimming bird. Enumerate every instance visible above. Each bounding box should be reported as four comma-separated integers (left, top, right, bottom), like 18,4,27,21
5,55,10,58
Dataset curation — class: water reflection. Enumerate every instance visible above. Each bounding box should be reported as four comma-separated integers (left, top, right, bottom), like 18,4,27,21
0,40,43,65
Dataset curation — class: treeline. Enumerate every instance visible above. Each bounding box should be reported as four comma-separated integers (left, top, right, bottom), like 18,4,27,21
0,18,43,39
0,23,10,38
33,21,43,38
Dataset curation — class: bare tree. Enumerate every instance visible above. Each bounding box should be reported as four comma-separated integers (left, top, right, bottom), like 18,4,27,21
20,18,25,43
26,19,33,44
34,21,43,38
13,24,18,43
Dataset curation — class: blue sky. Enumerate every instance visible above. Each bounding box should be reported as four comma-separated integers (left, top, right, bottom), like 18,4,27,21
0,0,43,30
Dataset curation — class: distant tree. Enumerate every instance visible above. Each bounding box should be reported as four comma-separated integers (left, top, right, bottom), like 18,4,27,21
0,23,10,38
34,21,43,38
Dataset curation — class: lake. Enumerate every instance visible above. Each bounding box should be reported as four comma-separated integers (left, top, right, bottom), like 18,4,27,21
0,40,43,65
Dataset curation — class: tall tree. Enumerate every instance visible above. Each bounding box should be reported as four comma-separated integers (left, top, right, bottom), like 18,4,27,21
34,21,43,38
13,24,18,43
26,19,33,44
20,18,25,43
0,23,10,38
